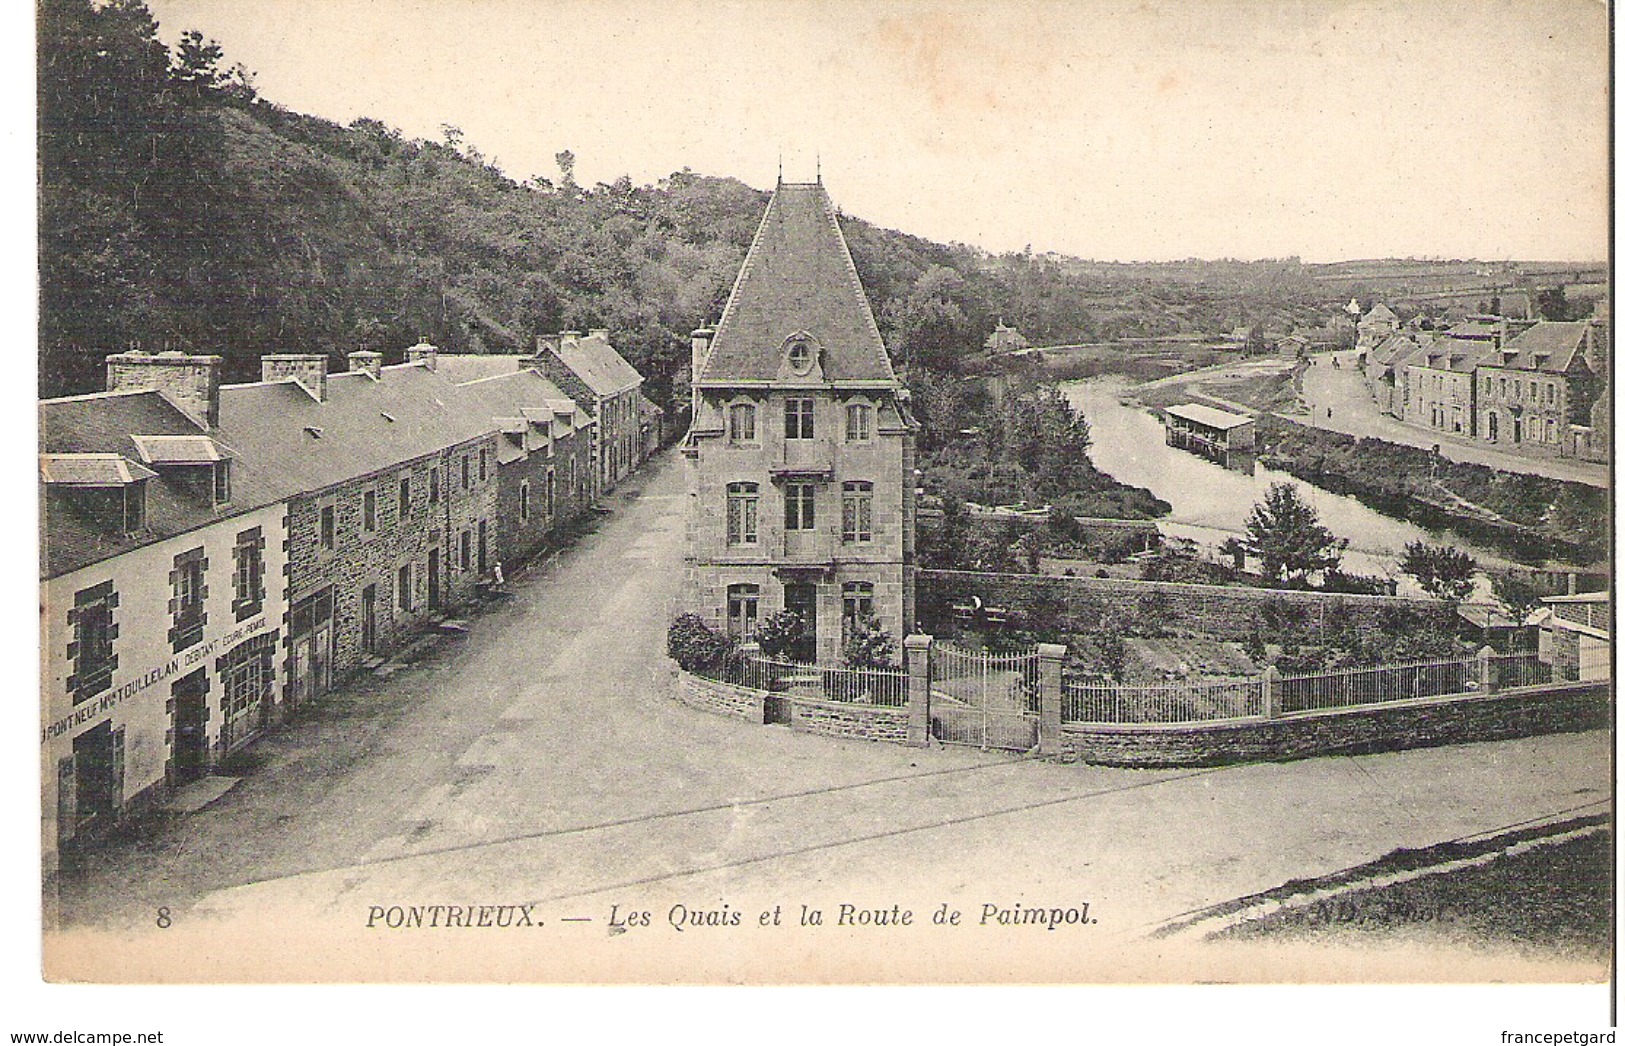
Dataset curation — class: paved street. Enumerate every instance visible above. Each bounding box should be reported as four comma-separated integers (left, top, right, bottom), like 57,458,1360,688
49,450,1611,982
1298,352,1609,488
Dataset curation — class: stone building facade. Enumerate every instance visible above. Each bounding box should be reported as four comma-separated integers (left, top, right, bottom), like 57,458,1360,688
682,179,917,664
527,330,648,496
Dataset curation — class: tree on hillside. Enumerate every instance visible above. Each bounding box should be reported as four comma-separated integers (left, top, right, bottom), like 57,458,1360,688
1244,482,1346,585
1400,541,1477,604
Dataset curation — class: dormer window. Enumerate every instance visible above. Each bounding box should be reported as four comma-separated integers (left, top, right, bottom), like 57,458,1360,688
783,332,818,377
40,454,153,536
213,460,232,505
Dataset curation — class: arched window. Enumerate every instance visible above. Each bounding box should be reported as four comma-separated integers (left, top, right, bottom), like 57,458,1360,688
726,482,759,546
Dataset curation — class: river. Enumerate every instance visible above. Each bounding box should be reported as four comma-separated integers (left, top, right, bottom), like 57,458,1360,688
1061,379,1514,584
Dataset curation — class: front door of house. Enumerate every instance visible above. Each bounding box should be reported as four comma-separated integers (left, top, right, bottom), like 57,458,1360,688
428,549,441,611
72,721,119,835
171,669,209,785
784,583,817,663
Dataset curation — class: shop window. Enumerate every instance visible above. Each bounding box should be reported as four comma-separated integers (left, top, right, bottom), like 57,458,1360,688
232,526,266,622
168,547,208,653
67,581,118,704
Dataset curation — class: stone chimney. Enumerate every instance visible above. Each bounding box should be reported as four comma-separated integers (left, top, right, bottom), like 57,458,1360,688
689,325,715,413
559,330,582,350
106,350,223,429
587,327,610,341
348,350,383,380
535,333,561,356
262,353,329,402
405,342,438,371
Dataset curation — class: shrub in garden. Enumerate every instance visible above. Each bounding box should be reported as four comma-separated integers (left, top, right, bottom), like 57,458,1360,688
754,610,808,660
842,615,898,670
667,613,735,675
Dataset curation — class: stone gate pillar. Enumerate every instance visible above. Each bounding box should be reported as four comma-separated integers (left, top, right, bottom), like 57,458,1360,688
904,634,933,748
1036,643,1066,756
1477,645,1497,693
1260,665,1280,719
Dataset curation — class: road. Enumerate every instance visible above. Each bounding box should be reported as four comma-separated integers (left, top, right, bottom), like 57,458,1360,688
1297,352,1609,488
48,451,1611,983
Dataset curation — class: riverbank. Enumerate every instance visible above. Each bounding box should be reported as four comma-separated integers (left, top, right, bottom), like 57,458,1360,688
1253,415,1608,566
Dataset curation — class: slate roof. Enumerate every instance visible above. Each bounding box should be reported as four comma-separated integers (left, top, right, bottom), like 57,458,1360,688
1166,403,1254,430
213,364,496,510
433,354,528,384
452,369,592,462
1490,322,1594,374
129,434,233,464
1361,304,1399,326
40,389,226,578
698,182,898,386
553,333,643,398
40,454,157,486
1414,340,1495,374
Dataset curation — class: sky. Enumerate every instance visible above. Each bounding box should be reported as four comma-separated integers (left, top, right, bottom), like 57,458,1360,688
138,0,1610,263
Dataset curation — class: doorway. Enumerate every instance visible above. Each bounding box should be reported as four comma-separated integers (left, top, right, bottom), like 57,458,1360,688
783,583,818,663
428,549,441,611
171,669,209,785
72,721,120,834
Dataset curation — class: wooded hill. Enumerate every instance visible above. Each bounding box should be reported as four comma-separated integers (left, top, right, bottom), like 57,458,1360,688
40,0,1343,403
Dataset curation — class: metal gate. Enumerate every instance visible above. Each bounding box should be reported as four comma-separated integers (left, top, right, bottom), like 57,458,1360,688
931,642,1039,751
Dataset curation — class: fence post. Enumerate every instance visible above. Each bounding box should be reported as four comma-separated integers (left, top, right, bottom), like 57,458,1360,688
1477,645,1496,693
1036,643,1066,755
1260,665,1279,719
904,634,933,748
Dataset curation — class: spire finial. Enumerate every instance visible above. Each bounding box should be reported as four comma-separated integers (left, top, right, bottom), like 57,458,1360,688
816,153,821,183
777,152,783,186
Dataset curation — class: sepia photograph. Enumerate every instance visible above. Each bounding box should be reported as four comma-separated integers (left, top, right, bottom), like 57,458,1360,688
20,0,1615,1035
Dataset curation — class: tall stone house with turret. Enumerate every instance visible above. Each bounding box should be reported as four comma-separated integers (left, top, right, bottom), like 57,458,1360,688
682,179,916,664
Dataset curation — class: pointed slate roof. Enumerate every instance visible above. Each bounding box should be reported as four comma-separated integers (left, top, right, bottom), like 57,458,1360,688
698,182,897,386
1495,321,1594,374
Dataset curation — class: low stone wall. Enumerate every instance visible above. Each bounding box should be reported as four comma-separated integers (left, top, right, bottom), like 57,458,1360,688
918,568,1449,642
676,673,765,723
1057,681,1609,768
789,695,911,744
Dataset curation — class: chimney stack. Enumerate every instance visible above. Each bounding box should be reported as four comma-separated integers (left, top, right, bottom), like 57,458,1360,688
587,327,610,341
106,350,222,429
560,330,582,350
348,350,383,380
689,325,715,414
262,353,329,402
405,342,438,371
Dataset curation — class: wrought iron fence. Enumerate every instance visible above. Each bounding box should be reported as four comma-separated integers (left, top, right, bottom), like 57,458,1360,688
1275,656,1474,714
728,654,908,707
1488,652,1553,690
1062,677,1262,724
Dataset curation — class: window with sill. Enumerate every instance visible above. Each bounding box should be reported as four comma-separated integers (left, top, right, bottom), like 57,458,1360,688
169,546,208,652
842,481,873,542
232,526,266,621
728,403,757,443
785,398,815,440
784,482,816,531
68,581,118,704
726,482,759,546
845,403,872,442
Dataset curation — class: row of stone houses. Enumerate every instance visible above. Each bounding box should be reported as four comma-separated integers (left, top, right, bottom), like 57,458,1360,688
40,335,648,869
1358,308,1609,462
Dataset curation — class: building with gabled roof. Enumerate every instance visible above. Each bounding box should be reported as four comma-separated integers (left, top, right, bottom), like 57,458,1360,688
40,345,501,868
525,330,650,495
451,366,596,566
1472,320,1608,460
683,178,917,663
1403,338,1494,436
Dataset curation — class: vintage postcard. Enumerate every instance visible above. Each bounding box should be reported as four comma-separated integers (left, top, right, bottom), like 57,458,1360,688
27,0,1614,1029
